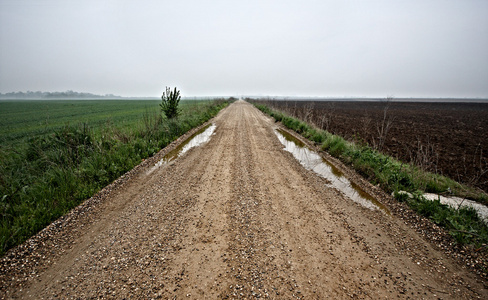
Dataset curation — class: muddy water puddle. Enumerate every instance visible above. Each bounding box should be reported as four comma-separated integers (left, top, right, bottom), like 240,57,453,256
423,193,488,223
148,124,216,173
275,129,390,214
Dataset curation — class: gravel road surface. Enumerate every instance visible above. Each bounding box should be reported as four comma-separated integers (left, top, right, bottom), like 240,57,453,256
1,100,486,299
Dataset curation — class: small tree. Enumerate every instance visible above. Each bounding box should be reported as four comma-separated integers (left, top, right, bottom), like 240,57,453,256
160,86,181,119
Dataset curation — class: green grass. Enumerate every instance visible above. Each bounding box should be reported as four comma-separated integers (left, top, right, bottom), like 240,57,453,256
0,99,229,255
394,191,488,246
0,100,212,147
254,103,488,248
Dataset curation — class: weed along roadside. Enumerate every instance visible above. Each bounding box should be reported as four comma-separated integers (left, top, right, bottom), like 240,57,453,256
253,101,488,275
0,99,231,256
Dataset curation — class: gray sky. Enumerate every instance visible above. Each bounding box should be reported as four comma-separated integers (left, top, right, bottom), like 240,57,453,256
1,0,487,98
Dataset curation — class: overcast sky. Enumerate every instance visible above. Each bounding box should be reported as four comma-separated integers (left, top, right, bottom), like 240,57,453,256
1,0,487,98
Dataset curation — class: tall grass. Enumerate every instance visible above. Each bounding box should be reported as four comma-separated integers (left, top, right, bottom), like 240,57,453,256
254,103,488,247
0,99,229,255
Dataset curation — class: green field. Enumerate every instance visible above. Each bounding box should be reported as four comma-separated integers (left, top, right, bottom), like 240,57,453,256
0,99,229,255
1,100,192,146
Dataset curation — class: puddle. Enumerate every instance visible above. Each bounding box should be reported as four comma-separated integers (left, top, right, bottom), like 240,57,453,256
275,129,390,214
149,124,216,173
423,193,488,224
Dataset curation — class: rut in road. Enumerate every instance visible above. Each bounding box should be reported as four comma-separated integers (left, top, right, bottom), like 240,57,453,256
4,100,487,299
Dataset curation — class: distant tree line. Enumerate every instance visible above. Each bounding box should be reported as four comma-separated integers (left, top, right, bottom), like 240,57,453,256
0,90,122,99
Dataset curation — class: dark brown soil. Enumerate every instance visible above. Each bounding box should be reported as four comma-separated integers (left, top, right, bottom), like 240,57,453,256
260,100,488,193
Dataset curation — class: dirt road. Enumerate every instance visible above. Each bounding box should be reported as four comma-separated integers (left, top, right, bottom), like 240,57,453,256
1,100,487,299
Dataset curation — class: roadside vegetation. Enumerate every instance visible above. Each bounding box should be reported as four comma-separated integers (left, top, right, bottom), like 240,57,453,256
253,102,488,248
0,98,230,255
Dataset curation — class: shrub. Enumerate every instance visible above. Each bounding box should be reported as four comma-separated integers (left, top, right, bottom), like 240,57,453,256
160,86,181,119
